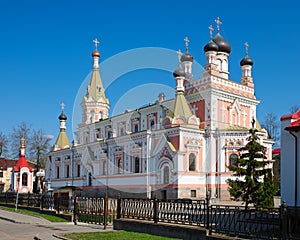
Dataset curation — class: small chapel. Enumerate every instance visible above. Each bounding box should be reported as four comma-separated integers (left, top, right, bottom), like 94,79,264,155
12,138,34,193
45,18,273,200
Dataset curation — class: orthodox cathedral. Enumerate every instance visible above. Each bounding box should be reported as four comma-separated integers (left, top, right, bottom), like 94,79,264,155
45,19,273,200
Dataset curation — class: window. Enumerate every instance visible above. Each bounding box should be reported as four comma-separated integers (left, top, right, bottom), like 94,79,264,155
191,190,196,198
56,166,60,179
77,164,80,177
117,158,122,174
120,128,125,136
134,124,139,133
134,157,140,173
22,173,28,186
150,120,155,130
229,154,238,167
163,166,169,184
107,131,112,139
189,153,196,171
103,160,107,175
66,165,69,178
0,171,3,178
88,172,92,186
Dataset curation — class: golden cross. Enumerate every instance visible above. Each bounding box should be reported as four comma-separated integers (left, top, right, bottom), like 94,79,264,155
176,49,182,63
60,102,65,111
93,38,100,50
215,17,222,32
184,36,189,52
208,25,214,39
245,42,249,56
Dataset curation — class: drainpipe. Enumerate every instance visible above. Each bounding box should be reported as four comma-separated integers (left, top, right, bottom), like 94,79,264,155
289,131,298,207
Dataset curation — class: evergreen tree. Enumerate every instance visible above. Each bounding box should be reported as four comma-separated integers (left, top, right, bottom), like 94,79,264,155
226,119,276,209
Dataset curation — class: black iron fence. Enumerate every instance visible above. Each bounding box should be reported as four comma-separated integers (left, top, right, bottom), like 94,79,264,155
1,193,300,239
210,205,280,239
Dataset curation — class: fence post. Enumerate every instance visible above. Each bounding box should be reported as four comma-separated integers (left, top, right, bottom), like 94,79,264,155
281,201,288,239
73,193,77,225
103,194,108,230
206,191,211,234
57,195,60,214
117,194,121,219
153,196,158,223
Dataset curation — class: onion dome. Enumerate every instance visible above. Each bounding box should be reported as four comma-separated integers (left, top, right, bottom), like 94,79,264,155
213,33,231,54
240,56,254,66
173,65,185,78
92,50,100,58
59,111,67,121
204,39,219,53
180,52,194,62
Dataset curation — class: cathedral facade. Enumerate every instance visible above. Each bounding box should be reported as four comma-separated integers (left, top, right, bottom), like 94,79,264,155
45,20,273,200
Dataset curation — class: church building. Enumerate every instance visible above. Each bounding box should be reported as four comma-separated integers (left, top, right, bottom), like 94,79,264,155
45,19,273,200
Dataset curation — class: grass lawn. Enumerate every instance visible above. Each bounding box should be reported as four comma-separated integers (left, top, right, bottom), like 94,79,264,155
63,231,181,240
0,205,68,222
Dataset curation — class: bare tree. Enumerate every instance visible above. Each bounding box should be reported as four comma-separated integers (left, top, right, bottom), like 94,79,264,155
261,112,280,146
28,129,52,165
290,105,300,114
0,132,9,158
9,122,52,162
9,122,31,159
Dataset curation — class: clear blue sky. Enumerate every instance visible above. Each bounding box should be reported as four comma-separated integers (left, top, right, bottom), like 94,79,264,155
0,0,299,144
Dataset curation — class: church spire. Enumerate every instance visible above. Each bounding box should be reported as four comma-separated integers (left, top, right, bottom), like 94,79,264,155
54,103,70,151
81,38,110,124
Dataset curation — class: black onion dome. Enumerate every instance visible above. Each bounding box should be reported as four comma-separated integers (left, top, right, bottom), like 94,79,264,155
59,111,67,121
213,33,231,54
204,39,219,52
180,52,194,62
240,56,254,66
173,65,185,78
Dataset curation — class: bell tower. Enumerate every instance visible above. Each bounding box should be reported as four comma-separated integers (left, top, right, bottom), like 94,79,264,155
81,38,110,124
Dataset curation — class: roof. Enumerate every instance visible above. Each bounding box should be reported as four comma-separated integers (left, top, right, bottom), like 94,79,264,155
168,92,193,120
14,155,33,172
280,109,300,121
272,148,281,155
0,158,17,170
281,110,300,131
54,130,70,150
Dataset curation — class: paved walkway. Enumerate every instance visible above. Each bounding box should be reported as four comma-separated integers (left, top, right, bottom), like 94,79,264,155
0,209,113,240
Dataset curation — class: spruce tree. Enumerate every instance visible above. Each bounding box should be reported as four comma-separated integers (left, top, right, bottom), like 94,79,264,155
226,119,276,209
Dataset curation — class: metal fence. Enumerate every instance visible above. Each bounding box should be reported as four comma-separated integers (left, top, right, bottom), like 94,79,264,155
210,205,281,239
1,193,300,239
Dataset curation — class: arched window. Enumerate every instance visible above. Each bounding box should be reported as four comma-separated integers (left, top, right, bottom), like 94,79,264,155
163,166,169,184
22,173,28,186
150,120,155,130
189,153,196,171
103,160,106,175
120,128,125,136
134,157,140,173
117,158,122,174
88,172,92,186
229,154,238,167
134,124,139,133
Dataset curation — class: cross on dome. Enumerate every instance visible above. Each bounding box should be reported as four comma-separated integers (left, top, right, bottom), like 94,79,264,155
60,102,65,111
176,49,182,63
208,25,214,39
184,37,189,52
215,17,222,32
245,42,249,56
93,38,100,50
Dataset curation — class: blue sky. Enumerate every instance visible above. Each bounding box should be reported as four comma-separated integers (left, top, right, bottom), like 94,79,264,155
0,0,299,144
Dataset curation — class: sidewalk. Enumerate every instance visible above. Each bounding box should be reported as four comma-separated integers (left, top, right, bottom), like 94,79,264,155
0,209,113,240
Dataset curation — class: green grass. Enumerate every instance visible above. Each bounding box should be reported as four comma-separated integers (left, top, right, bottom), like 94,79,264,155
0,205,68,222
63,231,181,240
